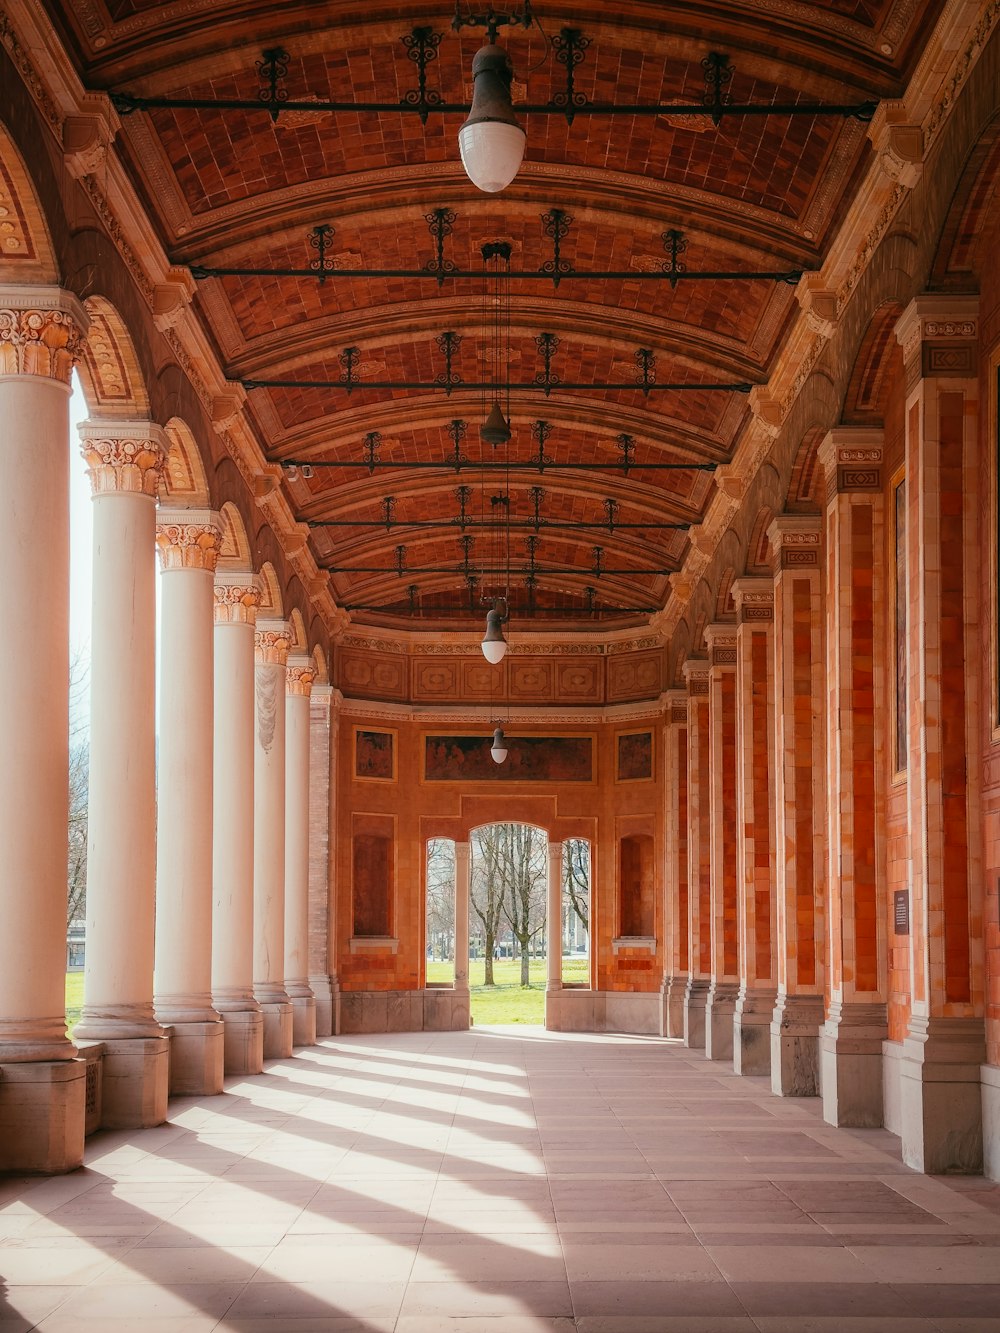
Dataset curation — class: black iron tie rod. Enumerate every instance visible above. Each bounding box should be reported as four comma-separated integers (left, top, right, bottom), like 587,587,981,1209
282,459,717,473
192,263,803,284
249,377,752,393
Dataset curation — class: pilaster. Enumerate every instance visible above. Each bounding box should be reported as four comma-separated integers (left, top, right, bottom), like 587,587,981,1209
819,427,888,1127
768,515,827,1096
894,295,985,1172
731,580,777,1076
308,683,334,1038
704,625,740,1062
660,691,689,1039
682,659,711,1049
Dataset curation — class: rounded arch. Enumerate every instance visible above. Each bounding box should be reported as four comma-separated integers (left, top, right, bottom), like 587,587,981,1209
163,416,210,505
258,561,284,617
217,500,253,569
0,121,58,283
842,300,906,425
288,606,308,654
930,109,1000,288
76,296,150,418
786,424,831,512
746,507,776,574
311,642,329,684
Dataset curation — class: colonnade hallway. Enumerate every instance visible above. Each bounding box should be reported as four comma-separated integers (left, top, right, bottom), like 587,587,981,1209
1,1029,999,1333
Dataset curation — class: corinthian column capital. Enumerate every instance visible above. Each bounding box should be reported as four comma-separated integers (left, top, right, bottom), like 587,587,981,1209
0,286,88,383
255,618,291,666
286,654,316,698
156,508,223,572
214,569,262,625
79,418,169,497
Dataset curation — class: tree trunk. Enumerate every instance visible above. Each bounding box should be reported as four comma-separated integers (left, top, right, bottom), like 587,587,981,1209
484,950,494,985
521,949,530,986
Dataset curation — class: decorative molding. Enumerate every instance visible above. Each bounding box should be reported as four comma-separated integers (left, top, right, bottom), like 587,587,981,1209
867,101,923,188
213,575,261,626
155,510,223,572
286,654,316,698
78,418,169,497
0,11,62,135
0,291,87,382
255,620,291,666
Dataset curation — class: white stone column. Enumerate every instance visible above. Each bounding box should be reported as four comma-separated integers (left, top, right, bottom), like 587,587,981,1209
308,683,334,1038
212,572,263,1074
153,510,225,1094
326,692,343,1034
0,290,88,1174
285,655,317,1047
547,842,563,990
74,416,170,1131
254,619,293,1058
454,842,471,997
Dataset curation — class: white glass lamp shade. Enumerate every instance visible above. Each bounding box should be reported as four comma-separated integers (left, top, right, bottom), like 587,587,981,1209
481,607,507,664
490,726,509,764
459,120,526,194
459,43,526,194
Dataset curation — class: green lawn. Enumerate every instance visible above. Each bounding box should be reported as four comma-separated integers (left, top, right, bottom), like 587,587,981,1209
65,971,85,1035
426,955,590,1024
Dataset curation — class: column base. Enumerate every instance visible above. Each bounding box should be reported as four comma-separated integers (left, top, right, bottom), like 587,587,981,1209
733,986,776,1076
0,1058,86,1174
820,1001,886,1128
331,977,341,1036
983,1063,1000,1183
260,1001,293,1059
99,1036,170,1129
310,973,334,1039
167,1020,225,1096
705,981,739,1061
898,1016,985,1174
770,993,824,1097
290,993,317,1048
683,977,709,1049
220,1008,264,1075
660,975,685,1038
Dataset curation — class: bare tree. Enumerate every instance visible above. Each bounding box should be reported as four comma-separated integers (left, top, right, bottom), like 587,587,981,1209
426,838,455,963
470,826,507,985
67,652,89,928
563,837,590,934
495,823,547,986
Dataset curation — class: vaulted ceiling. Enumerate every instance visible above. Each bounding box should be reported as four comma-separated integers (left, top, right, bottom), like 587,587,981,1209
46,0,944,635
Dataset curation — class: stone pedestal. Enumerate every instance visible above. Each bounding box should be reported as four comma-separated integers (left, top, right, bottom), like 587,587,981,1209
311,974,334,1040
898,1016,985,1174
261,1001,293,1060
683,977,709,1049
733,987,775,1076
770,992,824,1096
0,1059,87,1174
290,994,317,1048
168,1020,225,1097
218,1006,264,1076
660,975,686,1039
705,981,738,1061
821,1002,886,1127
99,1037,170,1129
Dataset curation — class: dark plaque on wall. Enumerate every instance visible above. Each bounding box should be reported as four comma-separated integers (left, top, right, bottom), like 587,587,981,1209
893,889,910,935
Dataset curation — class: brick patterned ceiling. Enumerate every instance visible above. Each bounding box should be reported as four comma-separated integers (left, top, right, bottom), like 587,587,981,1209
49,0,944,632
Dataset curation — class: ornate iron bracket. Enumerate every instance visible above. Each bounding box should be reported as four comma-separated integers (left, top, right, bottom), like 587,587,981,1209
308,224,336,285
382,496,396,531
661,228,687,288
604,498,619,533
466,572,480,608
529,485,545,532
401,27,444,124
533,332,560,396
702,52,734,127
617,432,636,476
455,485,473,531
552,28,591,124
363,430,382,474
540,209,574,288
592,546,604,578
635,348,656,396
585,586,596,613
339,346,360,392
530,419,554,469
459,533,475,574
408,584,419,611
394,544,407,576
424,207,458,286
256,47,290,122
446,418,469,470
435,331,463,395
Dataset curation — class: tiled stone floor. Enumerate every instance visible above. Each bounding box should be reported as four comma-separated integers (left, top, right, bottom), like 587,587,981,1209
2,1028,1000,1332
